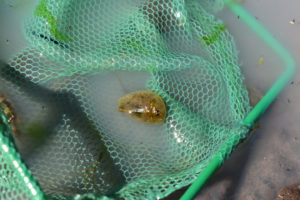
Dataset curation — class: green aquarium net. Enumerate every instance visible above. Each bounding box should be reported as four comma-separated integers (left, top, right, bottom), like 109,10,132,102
0,0,252,199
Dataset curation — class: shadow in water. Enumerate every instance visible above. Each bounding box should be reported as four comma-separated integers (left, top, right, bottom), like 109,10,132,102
0,61,126,197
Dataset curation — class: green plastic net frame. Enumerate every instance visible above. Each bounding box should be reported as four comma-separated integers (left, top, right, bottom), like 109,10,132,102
181,0,296,199
0,0,295,200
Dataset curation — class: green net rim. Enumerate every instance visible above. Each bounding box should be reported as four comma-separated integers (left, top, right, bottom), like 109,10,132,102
180,1,296,199
0,109,45,200
0,1,296,200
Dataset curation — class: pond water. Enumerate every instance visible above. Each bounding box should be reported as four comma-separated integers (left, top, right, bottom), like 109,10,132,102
1,0,299,200
166,0,300,199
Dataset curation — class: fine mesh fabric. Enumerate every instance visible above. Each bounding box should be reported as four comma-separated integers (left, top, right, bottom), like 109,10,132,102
0,109,44,200
0,138,30,200
0,0,251,199
0,150,33,200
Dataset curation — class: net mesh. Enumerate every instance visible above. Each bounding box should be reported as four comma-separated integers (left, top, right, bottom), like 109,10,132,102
0,0,251,199
0,151,31,200
0,109,44,200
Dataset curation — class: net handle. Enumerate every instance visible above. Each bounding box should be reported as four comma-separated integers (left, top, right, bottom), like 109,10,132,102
180,1,295,199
